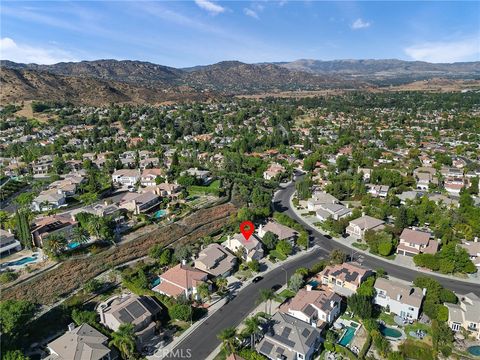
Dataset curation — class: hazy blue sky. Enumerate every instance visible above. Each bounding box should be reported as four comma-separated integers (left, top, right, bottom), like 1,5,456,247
1,1,479,66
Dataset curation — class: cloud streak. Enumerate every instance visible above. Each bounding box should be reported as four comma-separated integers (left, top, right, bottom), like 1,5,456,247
405,37,480,63
244,8,259,19
0,37,77,64
351,18,371,30
194,0,225,15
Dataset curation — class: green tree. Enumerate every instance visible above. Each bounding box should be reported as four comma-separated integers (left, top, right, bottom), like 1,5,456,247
297,231,309,249
243,316,261,349
329,249,346,264
217,327,237,355
2,350,30,360
174,245,192,262
14,209,31,249
262,231,279,250
158,249,172,266
109,323,136,360
276,240,292,257
44,233,67,256
257,288,276,315
347,294,373,319
215,277,228,292
247,259,260,272
71,309,98,327
169,303,193,321
288,273,304,292
197,282,210,302
148,244,163,259
72,226,89,245
0,300,36,340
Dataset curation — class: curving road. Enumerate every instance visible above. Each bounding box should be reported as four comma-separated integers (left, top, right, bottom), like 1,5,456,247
273,178,480,296
166,178,479,360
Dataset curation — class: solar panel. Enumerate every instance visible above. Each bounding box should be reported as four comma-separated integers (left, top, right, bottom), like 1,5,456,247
126,302,146,318
281,327,291,338
118,309,134,323
302,328,311,338
259,341,274,355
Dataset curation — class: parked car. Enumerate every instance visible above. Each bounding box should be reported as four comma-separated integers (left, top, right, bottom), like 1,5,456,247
252,276,263,283
271,284,282,291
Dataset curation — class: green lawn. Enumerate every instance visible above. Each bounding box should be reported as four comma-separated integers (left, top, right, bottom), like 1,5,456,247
188,180,221,195
278,289,296,300
378,312,396,326
352,242,369,250
269,250,287,261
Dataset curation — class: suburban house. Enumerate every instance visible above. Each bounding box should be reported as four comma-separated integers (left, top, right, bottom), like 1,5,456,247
0,228,22,256
460,241,480,269
98,294,162,348
357,167,372,182
346,215,385,239
315,262,372,296
194,243,237,277
413,167,438,190
444,177,468,196
278,285,342,328
398,191,421,204
112,169,140,187
118,191,160,215
46,323,117,360
307,192,339,211
31,214,77,248
263,163,286,180
396,228,439,257
181,167,212,184
446,292,480,340
367,185,390,198
374,278,425,320
140,168,164,187
428,193,459,208
152,263,208,299
141,182,182,198
222,233,264,262
315,203,352,221
49,176,84,197
256,312,321,360
31,189,67,212
32,156,53,178
258,220,297,244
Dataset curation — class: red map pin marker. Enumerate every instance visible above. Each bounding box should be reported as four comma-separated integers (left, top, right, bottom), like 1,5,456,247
240,221,255,241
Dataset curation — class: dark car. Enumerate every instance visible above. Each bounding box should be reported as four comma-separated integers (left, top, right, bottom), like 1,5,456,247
271,284,282,291
252,276,263,283
324,234,332,239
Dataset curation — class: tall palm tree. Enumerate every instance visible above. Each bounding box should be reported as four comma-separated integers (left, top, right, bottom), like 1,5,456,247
72,226,89,245
257,288,276,315
215,277,228,292
243,316,261,349
196,282,210,302
109,323,136,359
217,327,237,355
87,216,103,239
44,233,67,256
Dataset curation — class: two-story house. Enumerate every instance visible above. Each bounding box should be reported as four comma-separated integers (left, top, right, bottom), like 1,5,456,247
258,220,297,244
446,292,480,340
222,233,264,262
112,169,140,187
98,294,162,348
152,263,208,299
396,228,439,257
315,262,372,296
346,215,385,239
0,229,22,256
256,312,321,360
374,278,425,320
278,285,342,328
315,203,352,221
194,243,237,278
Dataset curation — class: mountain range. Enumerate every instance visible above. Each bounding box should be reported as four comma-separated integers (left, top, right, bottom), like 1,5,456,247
1,58,479,105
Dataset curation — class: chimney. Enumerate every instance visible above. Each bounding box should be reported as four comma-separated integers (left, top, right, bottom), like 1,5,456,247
67,323,76,332
396,294,402,301
330,300,336,308
306,284,312,291
181,259,187,266
362,211,365,217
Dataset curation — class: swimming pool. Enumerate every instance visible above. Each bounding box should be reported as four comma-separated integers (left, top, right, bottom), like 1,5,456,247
151,278,160,287
67,242,80,249
380,325,402,338
308,280,319,288
6,256,37,266
154,210,167,219
338,326,356,347
468,346,480,357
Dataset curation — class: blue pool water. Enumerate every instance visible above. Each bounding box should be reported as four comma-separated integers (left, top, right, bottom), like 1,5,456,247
338,327,356,347
380,325,402,338
308,280,319,288
67,242,80,249
468,346,480,356
151,278,160,287
6,256,37,266
154,210,167,219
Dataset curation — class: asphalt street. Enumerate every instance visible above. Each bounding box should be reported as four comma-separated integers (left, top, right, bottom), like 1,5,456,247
167,178,480,360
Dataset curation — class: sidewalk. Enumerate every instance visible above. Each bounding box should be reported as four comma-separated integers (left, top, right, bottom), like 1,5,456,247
148,244,320,359
289,192,480,285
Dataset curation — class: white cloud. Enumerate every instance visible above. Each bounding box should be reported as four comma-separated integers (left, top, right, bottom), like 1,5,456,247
405,37,480,63
194,0,225,15
0,37,77,64
351,18,371,30
244,8,259,19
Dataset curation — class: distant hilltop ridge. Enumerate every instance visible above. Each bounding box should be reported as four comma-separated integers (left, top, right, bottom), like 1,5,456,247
1,58,479,105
